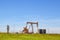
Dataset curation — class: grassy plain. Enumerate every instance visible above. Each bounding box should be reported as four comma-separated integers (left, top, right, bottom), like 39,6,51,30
0,33,60,40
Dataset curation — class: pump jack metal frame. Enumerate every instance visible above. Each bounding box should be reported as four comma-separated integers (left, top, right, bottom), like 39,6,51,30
26,22,39,33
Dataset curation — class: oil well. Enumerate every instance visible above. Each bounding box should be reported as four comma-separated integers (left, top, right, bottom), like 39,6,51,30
22,22,39,33
22,22,46,34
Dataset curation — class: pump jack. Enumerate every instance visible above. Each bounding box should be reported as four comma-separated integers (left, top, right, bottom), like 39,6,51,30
22,22,39,33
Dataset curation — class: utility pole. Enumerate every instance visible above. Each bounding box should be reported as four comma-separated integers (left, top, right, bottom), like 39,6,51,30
31,24,34,33
7,25,9,34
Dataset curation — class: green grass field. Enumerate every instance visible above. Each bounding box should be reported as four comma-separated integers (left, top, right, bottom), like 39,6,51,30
0,33,60,40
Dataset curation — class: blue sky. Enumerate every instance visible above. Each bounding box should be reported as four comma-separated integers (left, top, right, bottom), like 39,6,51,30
0,0,60,33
